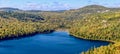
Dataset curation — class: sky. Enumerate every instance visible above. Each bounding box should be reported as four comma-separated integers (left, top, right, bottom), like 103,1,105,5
0,0,120,10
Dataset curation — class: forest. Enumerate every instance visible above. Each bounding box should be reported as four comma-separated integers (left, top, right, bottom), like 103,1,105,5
0,5,120,54
69,12,120,54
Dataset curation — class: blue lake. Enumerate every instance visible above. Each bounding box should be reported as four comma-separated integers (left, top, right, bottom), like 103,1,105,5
0,31,109,54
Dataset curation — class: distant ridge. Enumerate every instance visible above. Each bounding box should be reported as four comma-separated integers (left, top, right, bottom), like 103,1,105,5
0,5,120,12
0,7,21,11
82,5,107,9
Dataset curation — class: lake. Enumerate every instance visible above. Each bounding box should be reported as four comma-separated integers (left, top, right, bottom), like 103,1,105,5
0,31,109,54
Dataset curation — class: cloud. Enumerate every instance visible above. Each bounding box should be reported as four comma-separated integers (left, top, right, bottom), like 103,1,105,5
24,2,71,10
87,0,100,5
113,3,120,7
88,0,92,3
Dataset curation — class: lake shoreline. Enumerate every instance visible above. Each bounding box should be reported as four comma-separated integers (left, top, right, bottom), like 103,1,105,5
69,34,115,44
0,30,55,41
56,29,113,43
0,29,113,44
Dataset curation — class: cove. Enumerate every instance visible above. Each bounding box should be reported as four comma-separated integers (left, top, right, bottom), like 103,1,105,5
0,31,109,54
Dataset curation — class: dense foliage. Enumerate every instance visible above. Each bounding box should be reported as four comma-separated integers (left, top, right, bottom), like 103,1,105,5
69,12,120,54
82,42,120,54
0,17,57,39
70,12,120,42
0,11,44,22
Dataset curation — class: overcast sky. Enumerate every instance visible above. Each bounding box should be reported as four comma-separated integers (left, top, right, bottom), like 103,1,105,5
0,0,120,10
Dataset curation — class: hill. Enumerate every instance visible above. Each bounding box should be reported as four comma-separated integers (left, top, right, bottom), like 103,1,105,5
69,9,120,54
0,11,44,22
0,7,21,12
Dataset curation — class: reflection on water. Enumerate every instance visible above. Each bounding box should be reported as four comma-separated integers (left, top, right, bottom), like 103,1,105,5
0,45,13,48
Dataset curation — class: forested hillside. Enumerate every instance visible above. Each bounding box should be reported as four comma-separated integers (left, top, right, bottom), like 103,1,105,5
69,11,120,54
70,12,120,41
0,17,57,39
0,11,44,22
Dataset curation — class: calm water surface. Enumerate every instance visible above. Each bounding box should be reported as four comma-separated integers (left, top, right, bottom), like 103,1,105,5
0,31,109,54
